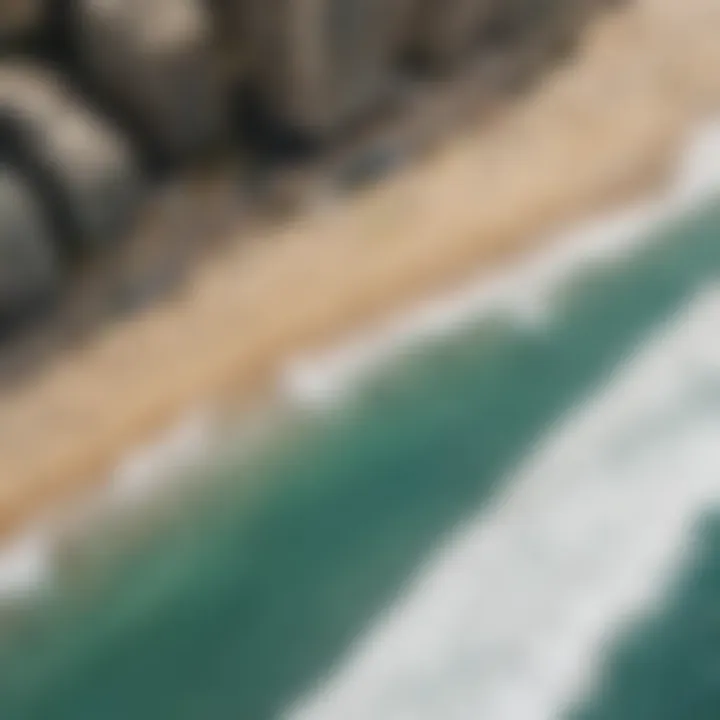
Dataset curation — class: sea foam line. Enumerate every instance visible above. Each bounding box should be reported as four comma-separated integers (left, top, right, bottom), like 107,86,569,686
284,281,720,720
0,120,719,604
0,410,217,604
280,119,720,406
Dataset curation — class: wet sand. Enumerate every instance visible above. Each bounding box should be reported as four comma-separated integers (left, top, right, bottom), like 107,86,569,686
0,0,719,536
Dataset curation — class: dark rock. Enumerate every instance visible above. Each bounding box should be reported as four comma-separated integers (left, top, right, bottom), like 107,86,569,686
238,0,413,138
0,0,43,46
404,0,496,69
109,264,184,318
71,0,228,162
0,166,59,326
0,62,144,255
488,0,581,43
336,143,407,190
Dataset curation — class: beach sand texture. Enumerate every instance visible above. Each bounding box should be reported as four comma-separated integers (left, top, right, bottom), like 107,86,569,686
0,0,719,535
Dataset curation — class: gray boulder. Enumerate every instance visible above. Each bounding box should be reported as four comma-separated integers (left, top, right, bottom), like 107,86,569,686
207,0,247,85
0,166,58,320
71,0,227,161
238,0,413,137
0,63,143,254
404,0,496,67
489,0,580,40
0,0,43,46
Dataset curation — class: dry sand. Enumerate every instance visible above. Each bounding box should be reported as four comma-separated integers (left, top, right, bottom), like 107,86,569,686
0,0,719,536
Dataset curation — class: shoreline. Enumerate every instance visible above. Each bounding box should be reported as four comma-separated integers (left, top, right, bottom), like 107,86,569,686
1,121,719,603
0,0,719,539
280,119,720,407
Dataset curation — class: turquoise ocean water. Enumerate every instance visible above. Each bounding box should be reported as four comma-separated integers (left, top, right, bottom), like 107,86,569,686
1,166,720,717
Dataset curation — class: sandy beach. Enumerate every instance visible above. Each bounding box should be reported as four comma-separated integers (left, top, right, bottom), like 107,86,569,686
0,0,719,537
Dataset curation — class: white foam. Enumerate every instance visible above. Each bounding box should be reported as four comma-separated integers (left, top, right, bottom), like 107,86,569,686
672,120,720,205
0,530,53,602
108,411,215,507
281,120,720,408
284,284,720,720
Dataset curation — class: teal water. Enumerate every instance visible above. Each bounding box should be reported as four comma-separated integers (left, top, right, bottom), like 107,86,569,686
0,197,720,719
571,514,720,720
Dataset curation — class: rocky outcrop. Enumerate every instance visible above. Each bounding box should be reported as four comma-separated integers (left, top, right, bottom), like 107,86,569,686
489,0,588,42
238,0,413,137
0,0,43,47
0,0,625,340
0,63,143,254
0,166,58,320
405,0,496,68
71,0,227,161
